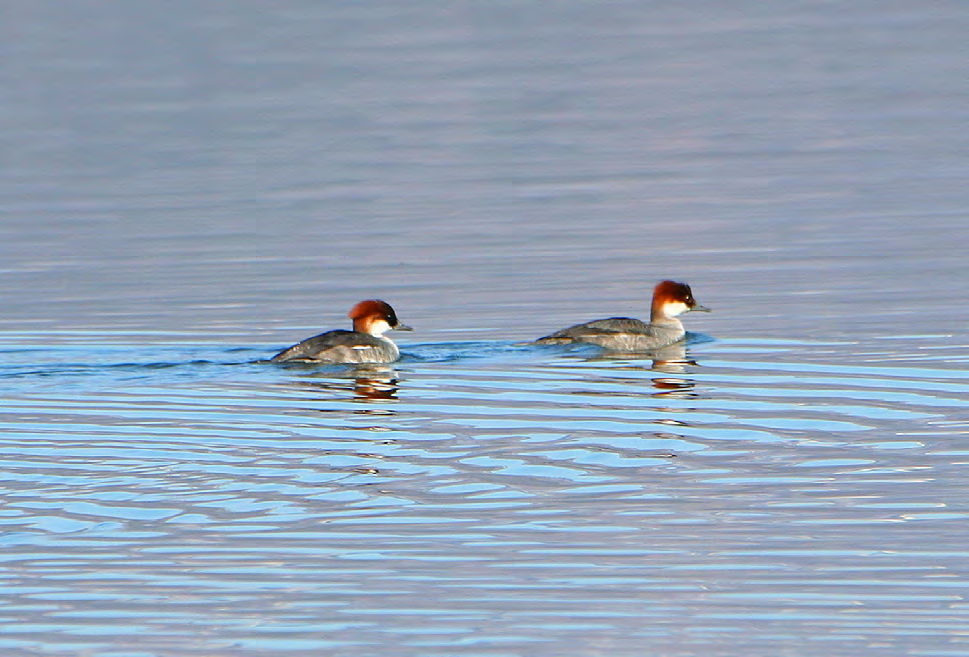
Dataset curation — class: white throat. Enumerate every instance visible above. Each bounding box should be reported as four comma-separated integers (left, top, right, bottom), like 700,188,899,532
658,301,690,320
365,318,393,336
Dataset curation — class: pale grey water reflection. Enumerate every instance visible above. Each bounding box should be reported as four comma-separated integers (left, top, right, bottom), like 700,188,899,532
2,1,969,656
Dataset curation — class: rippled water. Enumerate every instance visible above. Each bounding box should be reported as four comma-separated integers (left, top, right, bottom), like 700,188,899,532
2,331,967,655
3,1,969,655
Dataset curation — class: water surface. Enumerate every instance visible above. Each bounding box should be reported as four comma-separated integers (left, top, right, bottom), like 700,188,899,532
1,2,968,656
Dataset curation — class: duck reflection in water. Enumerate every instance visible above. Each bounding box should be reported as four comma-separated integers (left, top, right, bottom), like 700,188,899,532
349,369,401,401
645,343,698,397
588,343,699,398
287,364,402,401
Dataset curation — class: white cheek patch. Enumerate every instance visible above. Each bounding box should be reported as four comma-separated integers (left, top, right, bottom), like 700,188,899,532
368,319,392,336
665,301,690,317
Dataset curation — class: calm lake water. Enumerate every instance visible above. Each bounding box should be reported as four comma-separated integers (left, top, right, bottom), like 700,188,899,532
2,2,968,656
